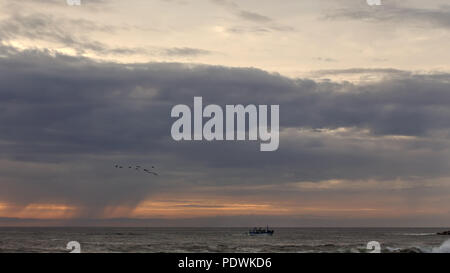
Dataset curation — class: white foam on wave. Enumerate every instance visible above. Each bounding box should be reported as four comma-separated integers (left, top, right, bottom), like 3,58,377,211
401,233,435,236
384,239,450,253
432,239,450,253
385,246,402,252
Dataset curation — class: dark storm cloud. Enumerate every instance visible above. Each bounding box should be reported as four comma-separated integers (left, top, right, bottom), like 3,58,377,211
327,4,450,29
0,46,450,214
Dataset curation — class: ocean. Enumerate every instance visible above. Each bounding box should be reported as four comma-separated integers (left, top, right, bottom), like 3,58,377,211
0,227,449,253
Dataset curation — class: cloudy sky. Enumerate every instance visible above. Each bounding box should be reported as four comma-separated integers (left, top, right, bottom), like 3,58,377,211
1,0,450,227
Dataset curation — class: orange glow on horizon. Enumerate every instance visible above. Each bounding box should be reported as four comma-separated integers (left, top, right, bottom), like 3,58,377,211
0,196,447,221
130,200,288,218
0,203,78,219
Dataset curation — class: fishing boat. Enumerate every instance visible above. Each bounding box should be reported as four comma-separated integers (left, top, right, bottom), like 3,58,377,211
248,226,274,236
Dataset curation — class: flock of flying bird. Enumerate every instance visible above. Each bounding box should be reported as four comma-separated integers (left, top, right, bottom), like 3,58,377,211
114,164,159,176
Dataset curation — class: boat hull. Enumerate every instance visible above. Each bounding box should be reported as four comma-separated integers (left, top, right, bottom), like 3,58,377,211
248,231,274,236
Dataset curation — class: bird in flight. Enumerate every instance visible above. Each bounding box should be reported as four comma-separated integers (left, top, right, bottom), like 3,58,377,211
114,164,159,176
144,169,159,176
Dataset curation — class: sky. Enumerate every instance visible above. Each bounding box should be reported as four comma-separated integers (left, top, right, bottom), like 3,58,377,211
0,0,450,227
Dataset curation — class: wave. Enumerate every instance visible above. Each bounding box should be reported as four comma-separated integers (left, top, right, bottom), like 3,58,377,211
383,239,450,253
431,239,450,253
400,233,436,236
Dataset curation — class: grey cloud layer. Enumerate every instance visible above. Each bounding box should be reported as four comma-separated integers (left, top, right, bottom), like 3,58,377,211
328,3,450,29
209,0,293,33
211,0,272,22
0,12,211,57
1,46,450,214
